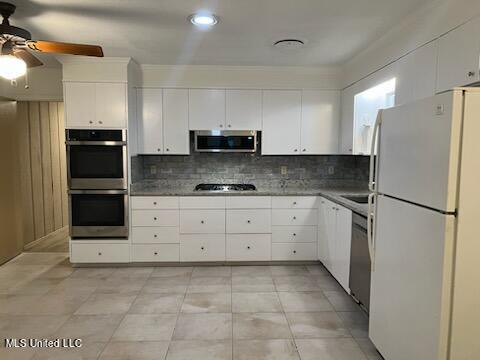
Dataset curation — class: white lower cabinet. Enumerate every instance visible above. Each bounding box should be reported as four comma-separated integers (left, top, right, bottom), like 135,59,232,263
272,209,318,226
132,244,179,262
226,234,271,261
272,243,317,261
131,210,179,227
180,234,226,261
272,226,316,243
180,210,226,234
226,209,271,233
131,227,179,244
318,197,352,292
71,243,129,263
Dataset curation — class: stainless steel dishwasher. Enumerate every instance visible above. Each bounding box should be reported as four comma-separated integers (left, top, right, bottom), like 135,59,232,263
349,213,371,312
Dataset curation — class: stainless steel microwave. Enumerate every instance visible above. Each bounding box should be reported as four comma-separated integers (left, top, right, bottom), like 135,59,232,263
194,130,257,153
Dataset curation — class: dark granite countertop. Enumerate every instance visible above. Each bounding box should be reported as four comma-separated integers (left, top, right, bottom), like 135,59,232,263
130,182,369,217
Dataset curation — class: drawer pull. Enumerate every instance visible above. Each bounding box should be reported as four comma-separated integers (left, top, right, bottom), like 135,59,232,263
153,202,157,205
247,246,251,250
293,216,297,220
293,233,297,236
200,220,205,224
98,252,102,256
247,220,251,224
154,234,157,238
293,201,297,205
89,120,93,124
200,246,205,250
154,217,158,221
154,252,158,255
293,250,297,254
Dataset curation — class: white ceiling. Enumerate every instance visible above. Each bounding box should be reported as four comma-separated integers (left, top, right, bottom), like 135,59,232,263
10,0,433,67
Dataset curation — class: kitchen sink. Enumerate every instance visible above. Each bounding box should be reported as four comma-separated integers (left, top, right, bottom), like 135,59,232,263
341,195,369,204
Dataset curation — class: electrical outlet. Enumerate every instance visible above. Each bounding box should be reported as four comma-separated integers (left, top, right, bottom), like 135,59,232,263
328,166,335,175
280,166,288,175
150,165,157,175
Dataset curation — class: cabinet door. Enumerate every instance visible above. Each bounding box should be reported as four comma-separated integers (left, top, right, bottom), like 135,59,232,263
226,90,262,130
163,89,190,154
323,200,337,274
136,88,163,154
437,17,480,92
64,82,95,128
334,206,352,292
395,41,437,106
188,89,226,130
262,90,302,155
95,83,127,128
301,90,340,154
317,198,328,261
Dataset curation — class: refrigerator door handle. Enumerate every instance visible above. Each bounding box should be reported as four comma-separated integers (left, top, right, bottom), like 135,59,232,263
367,192,376,271
369,110,383,192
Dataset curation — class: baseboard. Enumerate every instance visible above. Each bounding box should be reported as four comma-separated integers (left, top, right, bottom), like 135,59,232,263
23,226,69,251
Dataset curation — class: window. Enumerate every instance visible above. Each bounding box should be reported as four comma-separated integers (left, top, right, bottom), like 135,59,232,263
353,78,396,154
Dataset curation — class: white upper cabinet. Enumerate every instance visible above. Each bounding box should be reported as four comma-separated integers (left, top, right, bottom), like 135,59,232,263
301,90,340,154
262,90,302,155
65,82,127,129
437,17,480,93
136,88,163,154
163,89,190,154
64,82,95,128
189,89,226,130
226,90,262,130
395,41,437,106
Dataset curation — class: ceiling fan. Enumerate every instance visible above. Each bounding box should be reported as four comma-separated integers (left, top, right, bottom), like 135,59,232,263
0,1,103,80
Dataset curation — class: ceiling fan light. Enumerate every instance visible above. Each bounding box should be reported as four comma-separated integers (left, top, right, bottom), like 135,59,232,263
0,55,27,80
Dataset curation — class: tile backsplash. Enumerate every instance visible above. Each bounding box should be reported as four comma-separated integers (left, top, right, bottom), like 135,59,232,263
131,147,369,189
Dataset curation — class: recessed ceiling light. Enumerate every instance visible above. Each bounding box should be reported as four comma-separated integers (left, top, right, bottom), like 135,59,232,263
273,39,305,50
189,13,218,27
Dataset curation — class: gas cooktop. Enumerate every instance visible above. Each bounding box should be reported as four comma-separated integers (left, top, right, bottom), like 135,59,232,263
194,184,257,192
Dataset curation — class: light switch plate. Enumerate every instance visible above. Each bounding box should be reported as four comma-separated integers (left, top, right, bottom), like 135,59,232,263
150,165,157,175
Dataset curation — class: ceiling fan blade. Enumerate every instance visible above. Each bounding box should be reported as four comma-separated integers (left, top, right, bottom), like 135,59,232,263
26,40,104,57
13,49,43,68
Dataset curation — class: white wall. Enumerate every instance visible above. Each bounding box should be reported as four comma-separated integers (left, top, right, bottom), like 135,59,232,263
0,67,63,101
139,65,341,90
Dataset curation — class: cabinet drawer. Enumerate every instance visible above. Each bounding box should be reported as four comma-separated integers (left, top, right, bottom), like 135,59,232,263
272,243,317,261
180,234,226,261
132,244,179,262
272,196,318,209
226,210,271,233
71,243,129,263
131,227,179,244
226,196,271,209
179,196,226,209
131,196,179,210
272,226,317,243
180,210,225,234
272,209,318,226
226,234,271,261
131,210,179,227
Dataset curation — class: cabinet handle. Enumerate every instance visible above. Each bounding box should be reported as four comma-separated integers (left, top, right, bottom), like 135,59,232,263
201,246,205,250
294,149,298,152
247,246,251,250
293,216,297,220
302,149,306,152
154,234,157,238
98,252,102,256
201,220,205,224
219,124,223,128
247,220,251,224
293,233,296,236
166,148,170,152
228,124,231,128
98,121,103,124
154,252,158,255
154,217,157,221
157,148,161,152
153,201,157,205
468,71,476,77
332,207,336,210
89,120,93,124
293,250,297,254
293,201,297,205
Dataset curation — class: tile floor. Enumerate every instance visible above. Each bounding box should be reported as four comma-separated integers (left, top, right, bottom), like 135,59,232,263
0,253,382,360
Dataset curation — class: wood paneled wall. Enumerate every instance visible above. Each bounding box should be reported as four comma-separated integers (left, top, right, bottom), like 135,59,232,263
17,101,68,245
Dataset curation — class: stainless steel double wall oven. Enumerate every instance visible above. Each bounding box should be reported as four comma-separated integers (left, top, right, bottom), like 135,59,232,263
66,129,128,238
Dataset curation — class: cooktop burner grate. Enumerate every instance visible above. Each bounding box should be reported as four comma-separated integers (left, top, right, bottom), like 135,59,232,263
194,183,257,192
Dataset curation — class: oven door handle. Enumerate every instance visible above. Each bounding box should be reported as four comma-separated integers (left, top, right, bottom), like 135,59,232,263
68,189,128,195
66,141,127,146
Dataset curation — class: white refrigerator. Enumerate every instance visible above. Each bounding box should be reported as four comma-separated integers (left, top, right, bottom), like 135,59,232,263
368,89,480,360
